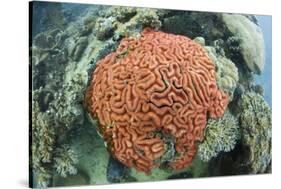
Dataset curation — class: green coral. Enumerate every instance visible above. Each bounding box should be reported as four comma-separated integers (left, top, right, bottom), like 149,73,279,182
238,92,271,173
204,45,239,100
198,111,240,162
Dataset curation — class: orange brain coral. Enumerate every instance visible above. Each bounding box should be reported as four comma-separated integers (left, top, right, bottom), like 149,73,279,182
85,28,229,173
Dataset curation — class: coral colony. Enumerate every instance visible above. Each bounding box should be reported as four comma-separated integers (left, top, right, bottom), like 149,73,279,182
85,28,229,172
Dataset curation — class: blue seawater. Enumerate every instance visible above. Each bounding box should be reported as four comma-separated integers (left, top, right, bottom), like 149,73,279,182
255,16,272,108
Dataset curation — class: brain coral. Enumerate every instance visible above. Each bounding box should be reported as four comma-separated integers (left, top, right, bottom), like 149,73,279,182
85,28,229,173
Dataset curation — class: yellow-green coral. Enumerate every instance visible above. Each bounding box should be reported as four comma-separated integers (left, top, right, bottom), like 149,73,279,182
239,92,271,173
198,111,240,162
54,146,78,177
204,45,239,100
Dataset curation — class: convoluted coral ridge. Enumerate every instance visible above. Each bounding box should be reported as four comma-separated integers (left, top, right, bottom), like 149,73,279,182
85,28,229,173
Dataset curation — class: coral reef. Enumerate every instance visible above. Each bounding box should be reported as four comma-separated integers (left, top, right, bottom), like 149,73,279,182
31,86,86,188
85,28,229,173
31,23,87,188
31,88,79,187
238,92,271,173
31,3,271,186
198,111,240,162
222,14,265,74
95,6,166,41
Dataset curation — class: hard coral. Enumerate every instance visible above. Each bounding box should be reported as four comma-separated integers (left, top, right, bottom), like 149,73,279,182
239,92,271,173
85,28,229,173
198,110,239,162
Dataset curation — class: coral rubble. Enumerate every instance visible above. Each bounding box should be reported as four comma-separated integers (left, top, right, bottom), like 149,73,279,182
85,28,229,173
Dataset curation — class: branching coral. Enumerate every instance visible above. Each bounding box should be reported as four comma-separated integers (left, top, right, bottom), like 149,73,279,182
198,110,240,162
32,90,56,187
54,146,78,177
85,28,229,173
238,92,271,173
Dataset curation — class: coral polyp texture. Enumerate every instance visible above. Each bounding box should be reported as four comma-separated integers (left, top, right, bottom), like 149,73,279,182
85,28,229,173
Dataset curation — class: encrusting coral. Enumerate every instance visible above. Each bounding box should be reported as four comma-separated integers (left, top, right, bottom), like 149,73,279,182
85,28,229,173
197,110,240,162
